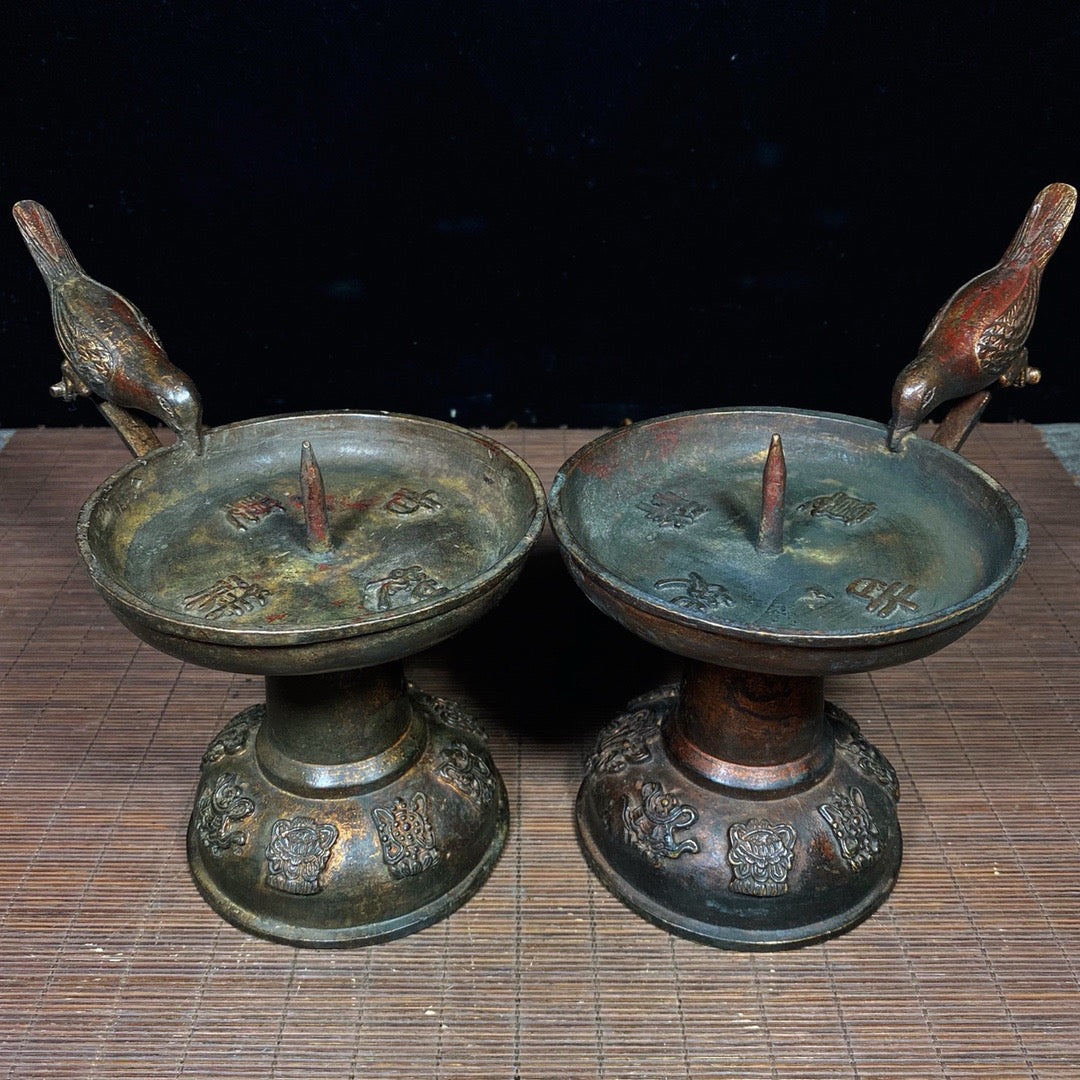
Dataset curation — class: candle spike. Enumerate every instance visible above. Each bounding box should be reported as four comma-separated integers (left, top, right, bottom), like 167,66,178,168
756,433,786,555
300,440,332,554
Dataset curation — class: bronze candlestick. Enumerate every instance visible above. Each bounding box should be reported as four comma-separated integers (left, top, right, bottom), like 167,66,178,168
549,184,1072,948
15,201,546,946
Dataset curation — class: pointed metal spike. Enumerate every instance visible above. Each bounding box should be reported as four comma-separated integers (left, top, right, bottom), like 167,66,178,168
756,433,786,555
300,440,332,554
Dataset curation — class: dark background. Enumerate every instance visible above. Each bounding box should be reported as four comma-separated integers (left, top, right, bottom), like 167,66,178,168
4,2,1079,432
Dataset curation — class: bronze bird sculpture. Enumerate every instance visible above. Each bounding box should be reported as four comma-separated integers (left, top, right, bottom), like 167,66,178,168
12,200,204,454
887,182,1075,451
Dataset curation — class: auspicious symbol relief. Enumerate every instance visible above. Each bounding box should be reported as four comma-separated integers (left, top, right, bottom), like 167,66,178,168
415,691,488,741
622,781,700,862
655,572,733,613
223,492,284,530
819,786,880,872
182,575,272,619
828,705,900,801
762,583,835,622
195,773,255,857
201,704,263,768
586,707,662,775
625,683,680,710
727,818,797,897
385,488,442,514
372,792,440,879
638,491,708,529
364,566,448,612
846,578,919,618
438,741,496,808
265,816,338,895
798,491,877,525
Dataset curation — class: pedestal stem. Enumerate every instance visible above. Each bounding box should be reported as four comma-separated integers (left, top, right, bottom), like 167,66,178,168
668,662,829,791
256,663,424,797
262,663,408,765
576,673,900,947
192,667,509,946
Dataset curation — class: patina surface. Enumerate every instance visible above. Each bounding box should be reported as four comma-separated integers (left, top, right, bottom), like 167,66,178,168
888,182,1075,451
551,408,1026,676
189,674,510,946
550,401,1028,949
79,410,544,675
12,199,203,455
15,199,546,946
80,410,545,946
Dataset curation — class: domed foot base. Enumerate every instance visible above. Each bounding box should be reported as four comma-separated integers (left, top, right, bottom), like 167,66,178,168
577,685,901,950
188,685,507,947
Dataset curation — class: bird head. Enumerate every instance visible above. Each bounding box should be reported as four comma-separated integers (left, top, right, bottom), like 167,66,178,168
154,376,204,455
887,355,941,451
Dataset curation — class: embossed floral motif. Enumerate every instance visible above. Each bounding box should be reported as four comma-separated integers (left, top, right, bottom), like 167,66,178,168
655,572,734,613
385,488,442,514
819,786,880,871
586,708,661,775
438,741,496,808
364,566,448,612
223,492,285,530
637,491,708,528
828,705,900,801
622,781,700,862
265,816,338,895
414,691,488,741
625,683,680,711
846,578,919,618
727,818,797,896
201,704,263,767
195,773,255,856
797,491,876,525
761,583,835,622
372,792,440,879
182,575,272,619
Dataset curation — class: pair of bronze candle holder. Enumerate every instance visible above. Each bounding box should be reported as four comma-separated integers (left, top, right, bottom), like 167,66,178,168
14,183,1072,949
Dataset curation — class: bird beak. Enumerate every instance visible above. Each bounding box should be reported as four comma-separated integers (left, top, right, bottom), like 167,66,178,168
886,422,912,452
184,424,205,456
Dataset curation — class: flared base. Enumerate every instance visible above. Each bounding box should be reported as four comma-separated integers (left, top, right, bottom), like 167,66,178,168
188,687,507,947
576,685,901,950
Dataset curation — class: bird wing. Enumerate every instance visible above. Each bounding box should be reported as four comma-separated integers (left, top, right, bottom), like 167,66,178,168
54,301,116,393
975,275,1039,377
120,295,166,350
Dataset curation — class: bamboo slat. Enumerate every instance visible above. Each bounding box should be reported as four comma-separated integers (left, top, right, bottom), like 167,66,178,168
0,424,1077,1079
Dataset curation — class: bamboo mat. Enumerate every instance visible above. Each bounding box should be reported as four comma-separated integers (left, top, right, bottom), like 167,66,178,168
0,424,1077,1080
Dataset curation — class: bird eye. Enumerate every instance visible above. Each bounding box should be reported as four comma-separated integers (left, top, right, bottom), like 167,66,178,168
921,386,936,408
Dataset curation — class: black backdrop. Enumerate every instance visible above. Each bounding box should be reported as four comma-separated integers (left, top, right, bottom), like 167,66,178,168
4,2,1079,431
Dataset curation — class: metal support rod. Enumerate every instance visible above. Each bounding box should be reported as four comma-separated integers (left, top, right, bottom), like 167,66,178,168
756,432,786,555
300,440,332,553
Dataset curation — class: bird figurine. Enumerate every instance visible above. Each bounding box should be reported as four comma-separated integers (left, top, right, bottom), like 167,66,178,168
12,200,204,454
887,182,1075,451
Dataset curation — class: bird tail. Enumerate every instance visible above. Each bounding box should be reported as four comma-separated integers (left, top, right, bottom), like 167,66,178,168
1000,182,1077,270
12,200,84,285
